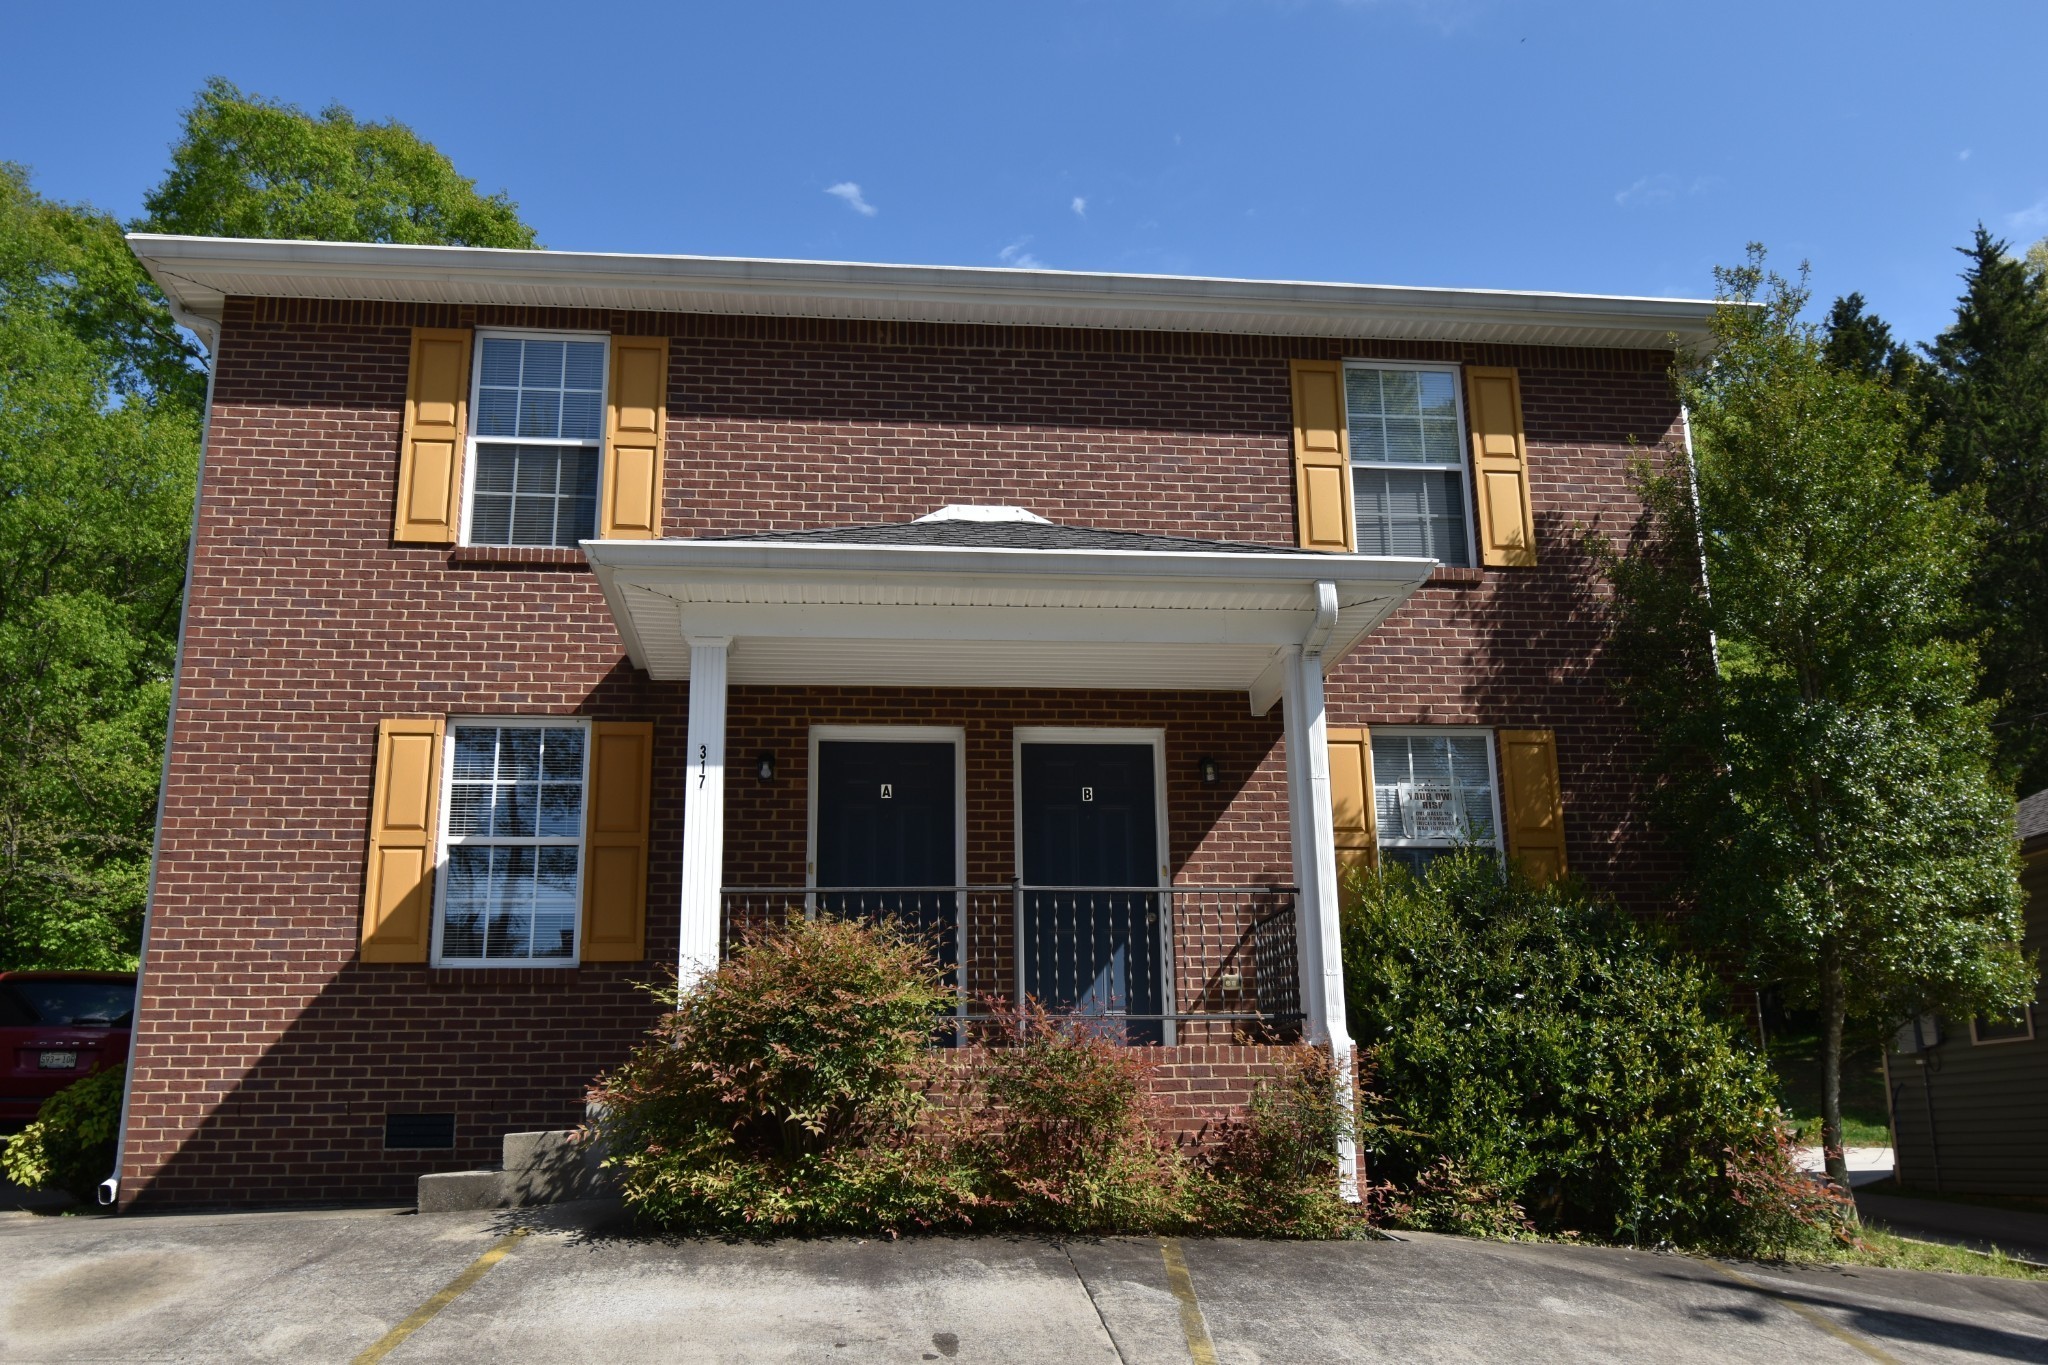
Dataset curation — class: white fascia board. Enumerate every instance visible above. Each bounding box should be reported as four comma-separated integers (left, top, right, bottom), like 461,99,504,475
128,233,1721,350
583,537,1435,591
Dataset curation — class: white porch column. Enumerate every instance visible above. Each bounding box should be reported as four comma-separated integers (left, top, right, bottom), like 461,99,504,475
677,636,731,990
1280,644,1360,1198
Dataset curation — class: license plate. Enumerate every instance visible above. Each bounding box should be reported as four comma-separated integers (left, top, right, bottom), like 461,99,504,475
37,1050,77,1070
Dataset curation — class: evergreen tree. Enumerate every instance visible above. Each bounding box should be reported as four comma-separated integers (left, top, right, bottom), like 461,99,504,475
1821,292,1914,386
1916,227,2048,791
1602,248,2031,1184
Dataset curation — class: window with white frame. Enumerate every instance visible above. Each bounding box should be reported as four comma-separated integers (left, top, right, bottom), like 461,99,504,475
1371,729,1500,875
437,719,588,964
465,333,607,547
1346,363,1474,566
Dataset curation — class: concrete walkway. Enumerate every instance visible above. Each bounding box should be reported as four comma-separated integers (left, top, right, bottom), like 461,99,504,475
2,1203,2045,1363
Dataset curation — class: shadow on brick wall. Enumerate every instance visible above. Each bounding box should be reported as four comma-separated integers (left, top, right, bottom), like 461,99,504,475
1463,505,1679,907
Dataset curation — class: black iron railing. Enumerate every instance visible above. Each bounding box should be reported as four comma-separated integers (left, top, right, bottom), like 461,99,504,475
718,883,1301,1044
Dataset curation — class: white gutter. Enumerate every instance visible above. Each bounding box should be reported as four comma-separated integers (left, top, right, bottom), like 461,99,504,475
101,333,219,1208
128,234,1720,351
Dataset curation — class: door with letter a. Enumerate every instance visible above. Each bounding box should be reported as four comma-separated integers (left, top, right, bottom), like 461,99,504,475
813,738,960,981
1017,738,1168,1045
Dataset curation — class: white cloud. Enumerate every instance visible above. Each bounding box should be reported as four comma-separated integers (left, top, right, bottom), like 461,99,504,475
2009,197,2048,232
1614,173,1718,209
1071,196,1087,218
998,239,1047,269
1959,149,1973,161
825,182,877,217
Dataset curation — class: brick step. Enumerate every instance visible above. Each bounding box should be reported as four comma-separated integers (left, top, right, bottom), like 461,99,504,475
416,1126,614,1214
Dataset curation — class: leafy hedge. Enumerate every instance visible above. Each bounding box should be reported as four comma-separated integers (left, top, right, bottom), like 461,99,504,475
2,1062,125,1204
1342,852,1851,1254
590,916,1357,1238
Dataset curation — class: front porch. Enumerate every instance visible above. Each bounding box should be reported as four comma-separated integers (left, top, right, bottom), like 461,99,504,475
586,508,1433,1185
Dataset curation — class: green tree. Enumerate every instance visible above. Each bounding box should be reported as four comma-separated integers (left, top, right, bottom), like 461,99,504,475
1602,248,2031,1185
0,165,202,410
4,84,539,970
1821,292,1915,388
0,288,196,968
1914,227,2048,792
139,78,538,249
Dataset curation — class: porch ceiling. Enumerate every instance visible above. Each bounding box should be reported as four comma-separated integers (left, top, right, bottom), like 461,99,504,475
582,537,1434,712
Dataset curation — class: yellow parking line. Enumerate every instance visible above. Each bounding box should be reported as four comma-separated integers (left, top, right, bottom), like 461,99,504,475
1158,1238,1219,1365
1699,1257,1902,1364
353,1228,527,1364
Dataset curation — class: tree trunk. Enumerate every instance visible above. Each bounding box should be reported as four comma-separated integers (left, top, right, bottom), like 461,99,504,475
1818,939,1849,1187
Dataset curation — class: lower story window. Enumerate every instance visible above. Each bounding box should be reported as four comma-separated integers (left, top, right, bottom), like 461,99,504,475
438,719,588,964
1371,729,1500,876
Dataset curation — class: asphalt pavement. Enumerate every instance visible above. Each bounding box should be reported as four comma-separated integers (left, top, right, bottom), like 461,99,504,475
3,1201,2046,1363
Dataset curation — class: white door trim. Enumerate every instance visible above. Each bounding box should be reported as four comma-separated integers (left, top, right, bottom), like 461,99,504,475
805,725,967,890
1010,726,1175,1043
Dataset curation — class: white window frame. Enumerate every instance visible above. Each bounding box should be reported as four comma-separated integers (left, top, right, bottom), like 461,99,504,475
1969,1004,2036,1046
431,715,592,968
1368,725,1504,862
460,329,611,549
1012,726,1175,1045
1342,358,1477,568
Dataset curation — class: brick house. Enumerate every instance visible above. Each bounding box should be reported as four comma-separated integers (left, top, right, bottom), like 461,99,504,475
111,235,1713,1207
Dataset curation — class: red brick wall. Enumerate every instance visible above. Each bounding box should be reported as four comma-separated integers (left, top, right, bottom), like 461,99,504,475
121,298,1680,1205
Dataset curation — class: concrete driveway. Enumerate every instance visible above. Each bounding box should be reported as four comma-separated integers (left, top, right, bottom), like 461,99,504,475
3,1203,2045,1364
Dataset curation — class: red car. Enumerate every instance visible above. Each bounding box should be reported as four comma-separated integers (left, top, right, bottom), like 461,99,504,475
0,971,136,1126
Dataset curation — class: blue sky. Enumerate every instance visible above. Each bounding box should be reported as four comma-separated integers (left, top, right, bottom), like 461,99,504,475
6,0,2044,345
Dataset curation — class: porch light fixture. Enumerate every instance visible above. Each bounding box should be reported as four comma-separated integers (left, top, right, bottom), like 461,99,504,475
755,751,775,783
1198,756,1220,785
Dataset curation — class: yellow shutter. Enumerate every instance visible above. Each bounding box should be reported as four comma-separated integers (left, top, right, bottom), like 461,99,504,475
1290,359,1355,552
581,721,654,961
1327,727,1378,881
1464,366,1537,567
601,336,669,539
1499,729,1568,885
361,717,443,962
393,328,472,544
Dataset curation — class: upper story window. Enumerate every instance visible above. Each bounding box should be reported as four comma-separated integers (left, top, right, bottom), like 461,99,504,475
434,718,589,965
464,332,608,548
1346,363,1474,567
1371,728,1500,876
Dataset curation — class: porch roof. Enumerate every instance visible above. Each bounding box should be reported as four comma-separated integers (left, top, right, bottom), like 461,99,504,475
582,518,1433,713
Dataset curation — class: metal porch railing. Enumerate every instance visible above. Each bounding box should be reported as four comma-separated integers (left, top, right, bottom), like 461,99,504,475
718,883,1302,1044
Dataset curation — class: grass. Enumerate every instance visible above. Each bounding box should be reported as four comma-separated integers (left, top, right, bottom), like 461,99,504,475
1780,1227,2048,1281
1765,1026,1894,1147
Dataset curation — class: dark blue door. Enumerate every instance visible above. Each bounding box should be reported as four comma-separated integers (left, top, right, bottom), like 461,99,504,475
1019,743,1164,1044
815,741,957,976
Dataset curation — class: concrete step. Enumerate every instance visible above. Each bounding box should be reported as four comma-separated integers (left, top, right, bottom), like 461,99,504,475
416,1126,616,1214
417,1168,507,1214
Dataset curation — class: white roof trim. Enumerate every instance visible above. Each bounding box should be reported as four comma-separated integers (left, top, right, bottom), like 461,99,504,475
128,234,1717,352
581,537,1434,710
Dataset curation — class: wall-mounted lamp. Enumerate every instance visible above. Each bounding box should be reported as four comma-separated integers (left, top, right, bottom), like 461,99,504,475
1198,756,1220,786
755,751,776,783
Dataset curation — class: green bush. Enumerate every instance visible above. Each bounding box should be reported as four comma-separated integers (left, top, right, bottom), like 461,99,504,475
1342,852,1849,1254
592,918,1363,1239
588,916,971,1235
3,1063,125,1204
1189,1047,1358,1239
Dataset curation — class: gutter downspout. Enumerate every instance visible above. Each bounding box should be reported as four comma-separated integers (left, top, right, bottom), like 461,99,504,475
99,337,218,1208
